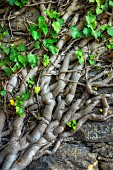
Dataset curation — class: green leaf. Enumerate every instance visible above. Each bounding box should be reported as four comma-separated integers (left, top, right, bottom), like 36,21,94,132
72,126,77,130
96,6,103,14
16,106,24,116
52,21,61,34
1,43,10,55
42,54,50,67
45,10,60,19
0,90,6,96
100,24,110,31
86,12,96,25
96,0,101,7
75,49,84,64
15,0,22,7
27,53,38,67
106,44,111,49
107,27,113,37
71,26,82,39
51,30,57,38
101,3,108,10
72,120,77,125
101,34,106,41
16,43,26,52
66,121,71,127
42,38,58,47
12,62,22,72
32,30,41,40
27,76,35,88
42,24,48,36
38,16,45,24
22,92,29,100
4,67,12,77
3,30,9,36
48,45,59,54
91,30,101,39
18,55,28,67
34,86,40,94
109,1,113,6
34,41,40,49
7,0,16,5
75,49,83,57
10,52,18,62
30,24,37,33
83,27,92,37
89,55,95,65
56,18,64,26
38,16,46,29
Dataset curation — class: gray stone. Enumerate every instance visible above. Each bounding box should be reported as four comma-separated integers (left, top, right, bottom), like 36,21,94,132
74,120,113,142
99,162,113,170
27,143,98,170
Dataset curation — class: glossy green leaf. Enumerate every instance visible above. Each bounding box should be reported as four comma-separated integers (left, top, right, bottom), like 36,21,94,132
66,121,71,127
45,10,60,19
109,1,113,6
96,0,101,7
42,24,48,36
107,27,113,37
27,53,38,67
75,49,84,64
56,18,64,26
16,43,26,52
34,86,40,94
1,43,10,55
30,24,37,33
96,6,103,14
91,30,101,39
32,30,41,40
52,21,61,33
89,55,95,65
4,67,12,77
83,27,92,37
22,92,29,100
34,41,40,49
42,54,50,67
7,0,16,5
18,55,28,67
0,90,6,96
48,45,59,54
86,12,96,25
71,26,82,39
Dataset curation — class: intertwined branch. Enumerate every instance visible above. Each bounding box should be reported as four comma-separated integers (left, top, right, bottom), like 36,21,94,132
0,0,113,169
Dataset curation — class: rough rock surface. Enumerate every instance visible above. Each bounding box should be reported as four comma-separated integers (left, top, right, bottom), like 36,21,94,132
27,143,98,170
27,119,113,170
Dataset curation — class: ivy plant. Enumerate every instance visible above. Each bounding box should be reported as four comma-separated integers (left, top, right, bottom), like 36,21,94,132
7,0,28,8
66,120,77,130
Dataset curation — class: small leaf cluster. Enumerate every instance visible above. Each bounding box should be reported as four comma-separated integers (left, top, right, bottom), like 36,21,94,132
27,76,41,94
0,24,9,40
88,0,113,14
66,120,77,130
14,92,29,116
75,49,84,64
27,76,35,88
106,38,113,49
0,43,38,77
7,0,28,8
0,89,6,96
75,49,95,65
71,8,113,40
29,11,64,66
